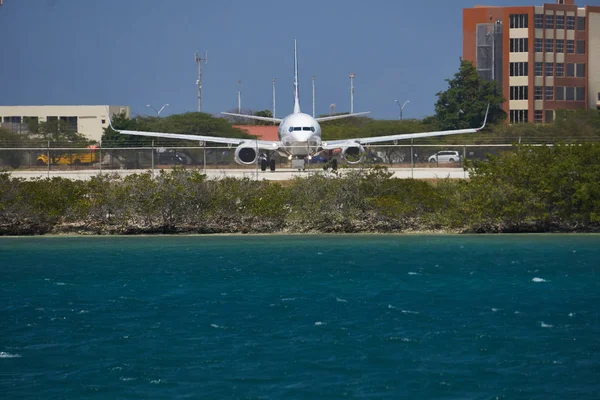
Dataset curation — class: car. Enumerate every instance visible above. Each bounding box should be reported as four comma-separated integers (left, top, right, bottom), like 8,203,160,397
428,150,461,164
308,154,328,164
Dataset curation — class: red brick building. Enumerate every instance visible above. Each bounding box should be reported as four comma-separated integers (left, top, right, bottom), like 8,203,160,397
463,0,600,123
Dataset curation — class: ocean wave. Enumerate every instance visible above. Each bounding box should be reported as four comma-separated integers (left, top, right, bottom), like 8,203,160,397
407,272,420,275
401,310,419,315
336,297,348,303
532,277,547,283
0,352,21,358
540,322,553,328
314,321,326,326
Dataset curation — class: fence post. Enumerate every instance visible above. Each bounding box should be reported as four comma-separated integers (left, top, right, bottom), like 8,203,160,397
99,140,102,174
410,138,414,179
463,145,467,179
151,140,155,178
47,140,50,179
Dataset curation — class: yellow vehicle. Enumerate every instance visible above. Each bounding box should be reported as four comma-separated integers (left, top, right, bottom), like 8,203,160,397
37,146,99,166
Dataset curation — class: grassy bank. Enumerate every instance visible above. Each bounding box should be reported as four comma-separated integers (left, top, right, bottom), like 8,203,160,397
2,144,600,235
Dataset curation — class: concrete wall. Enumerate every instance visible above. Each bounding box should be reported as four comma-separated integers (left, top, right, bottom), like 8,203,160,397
0,105,130,142
588,8,600,109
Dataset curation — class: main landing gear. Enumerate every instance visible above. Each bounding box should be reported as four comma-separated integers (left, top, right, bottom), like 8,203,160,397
260,156,276,172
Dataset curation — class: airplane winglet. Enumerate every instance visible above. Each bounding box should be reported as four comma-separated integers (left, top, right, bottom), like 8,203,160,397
478,104,490,131
105,106,120,132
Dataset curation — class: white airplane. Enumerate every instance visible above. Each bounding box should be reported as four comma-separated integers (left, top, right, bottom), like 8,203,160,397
110,40,489,171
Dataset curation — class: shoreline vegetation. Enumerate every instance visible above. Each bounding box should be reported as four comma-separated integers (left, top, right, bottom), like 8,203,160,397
2,144,600,236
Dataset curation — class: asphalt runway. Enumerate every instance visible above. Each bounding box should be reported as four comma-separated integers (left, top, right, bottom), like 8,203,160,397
6,167,469,181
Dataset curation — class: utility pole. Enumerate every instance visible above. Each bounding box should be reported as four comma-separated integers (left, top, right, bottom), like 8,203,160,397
272,77,276,118
237,80,242,113
349,73,355,114
195,51,207,112
312,76,316,117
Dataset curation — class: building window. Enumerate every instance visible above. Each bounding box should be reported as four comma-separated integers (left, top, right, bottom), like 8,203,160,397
534,86,543,100
576,87,585,101
577,16,585,30
534,110,543,123
510,86,529,100
556,15,565,29
577,40,585,54
545,62,554,76
555,63,564,77
566,40,575,53
534,38,543,52
510,14,529,29
556,86,565,101
566,87,575,101
566,63,574,77
510,38,528,53
567,15,575,30
556,39,564,53
545,38,554,52
101,119,106,124
510,62,529,77
510,109,529,124
576,63,585,77
545,110,554,123
535,14,543,28
545,14,554,29
545,86,554,101
535,62,543,76
3,116,22,123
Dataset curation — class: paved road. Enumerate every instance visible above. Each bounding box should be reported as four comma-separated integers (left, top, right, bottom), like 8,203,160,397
6,167,469,181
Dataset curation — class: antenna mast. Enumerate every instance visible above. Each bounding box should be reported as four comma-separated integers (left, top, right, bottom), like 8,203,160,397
195,51,207,112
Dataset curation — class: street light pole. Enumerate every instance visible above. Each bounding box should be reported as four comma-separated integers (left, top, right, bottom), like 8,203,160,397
272,77,276,118
312,76,315,117
146,103,169,116
395,100,410,120
349,73,355,114
237,80,242,113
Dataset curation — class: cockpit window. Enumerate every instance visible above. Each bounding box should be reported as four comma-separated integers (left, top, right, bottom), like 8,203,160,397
302,127,311,131
293,127,302,131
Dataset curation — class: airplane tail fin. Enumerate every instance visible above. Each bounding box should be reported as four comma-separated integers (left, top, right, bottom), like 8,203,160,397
293,40,300,114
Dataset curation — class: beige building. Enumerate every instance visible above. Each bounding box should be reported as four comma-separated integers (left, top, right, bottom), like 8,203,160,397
464,0,600,123
0,105,130,142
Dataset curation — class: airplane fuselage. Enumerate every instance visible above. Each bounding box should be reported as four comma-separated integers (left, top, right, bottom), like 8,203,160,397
278,112,322,157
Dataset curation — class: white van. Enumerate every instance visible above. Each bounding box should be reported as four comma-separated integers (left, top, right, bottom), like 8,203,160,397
428,151,461,163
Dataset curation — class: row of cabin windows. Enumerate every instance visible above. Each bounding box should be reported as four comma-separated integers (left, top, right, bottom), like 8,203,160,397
533,39,585,54
533,62,585,78
534,14,585,30
288,126,316,132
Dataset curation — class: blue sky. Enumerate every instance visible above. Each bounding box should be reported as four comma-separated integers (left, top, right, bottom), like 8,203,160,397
1,0,599,120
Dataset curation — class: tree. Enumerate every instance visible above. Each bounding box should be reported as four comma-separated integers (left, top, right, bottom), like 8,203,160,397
253,109,275,126
433,59,506,130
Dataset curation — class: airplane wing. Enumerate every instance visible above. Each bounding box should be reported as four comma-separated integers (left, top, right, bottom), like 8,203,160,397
315,111,371,122
221,112,283,124
321,105,489,149
108,115,281,150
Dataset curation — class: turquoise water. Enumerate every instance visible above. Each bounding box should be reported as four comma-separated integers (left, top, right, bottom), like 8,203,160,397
1,235,599,399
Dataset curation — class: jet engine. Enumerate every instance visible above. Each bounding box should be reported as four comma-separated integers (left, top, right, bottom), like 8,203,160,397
234,144,258,165
341,145,365,164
